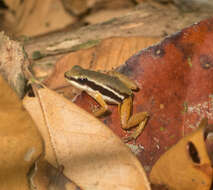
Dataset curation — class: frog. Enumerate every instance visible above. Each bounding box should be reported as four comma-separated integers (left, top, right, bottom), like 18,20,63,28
64,65,149,142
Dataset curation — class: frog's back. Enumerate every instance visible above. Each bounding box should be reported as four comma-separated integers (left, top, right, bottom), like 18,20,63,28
82,69,132,96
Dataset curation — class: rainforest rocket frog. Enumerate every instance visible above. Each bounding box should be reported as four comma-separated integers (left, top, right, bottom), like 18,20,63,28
64,65,148,142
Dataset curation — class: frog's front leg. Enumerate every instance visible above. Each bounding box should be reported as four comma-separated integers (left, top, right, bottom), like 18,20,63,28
119,96,149,142
88,91,108,117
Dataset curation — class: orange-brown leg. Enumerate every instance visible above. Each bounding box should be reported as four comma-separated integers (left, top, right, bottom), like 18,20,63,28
123,117,148,143
89,92,108,117
119,96,149,142
119,96,132,127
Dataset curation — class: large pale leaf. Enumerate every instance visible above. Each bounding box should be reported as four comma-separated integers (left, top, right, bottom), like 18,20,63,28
23,87,151,190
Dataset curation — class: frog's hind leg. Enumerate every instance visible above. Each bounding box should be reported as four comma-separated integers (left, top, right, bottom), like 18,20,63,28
123,116,148,143
107,71,138,90
119,96,149,142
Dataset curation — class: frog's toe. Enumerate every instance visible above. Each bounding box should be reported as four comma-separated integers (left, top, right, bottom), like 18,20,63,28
122,134,137,143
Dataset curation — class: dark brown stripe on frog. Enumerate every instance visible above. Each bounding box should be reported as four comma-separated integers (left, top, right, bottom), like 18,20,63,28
69,77,129,103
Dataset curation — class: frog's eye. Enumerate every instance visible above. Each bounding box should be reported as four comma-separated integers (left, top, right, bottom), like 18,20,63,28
72,65,82,71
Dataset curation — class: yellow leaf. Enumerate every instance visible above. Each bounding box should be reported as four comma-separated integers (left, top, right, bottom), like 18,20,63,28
0,76,43,190
150,118,212,190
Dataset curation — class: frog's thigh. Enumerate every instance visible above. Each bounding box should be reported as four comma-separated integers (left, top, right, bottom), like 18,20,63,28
120,96,148,129
108,71,138,90
119,96,132,128
89,91,108,117
126,112,148,129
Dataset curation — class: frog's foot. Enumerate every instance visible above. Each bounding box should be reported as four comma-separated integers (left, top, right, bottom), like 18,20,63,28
123,135,136,144
122,117,148,143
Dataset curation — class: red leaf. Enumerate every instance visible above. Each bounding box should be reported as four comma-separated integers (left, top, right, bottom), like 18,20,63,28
75,18,213,171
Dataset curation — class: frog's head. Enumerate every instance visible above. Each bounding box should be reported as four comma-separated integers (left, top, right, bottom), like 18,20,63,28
64,65,84,80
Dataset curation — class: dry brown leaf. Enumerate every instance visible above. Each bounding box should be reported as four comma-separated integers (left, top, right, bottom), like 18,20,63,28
4,0,74,36
62,0,89,15
0,76,43,190
62,0,135,16
44,36,160,90
0,32,26,98
23,87,151,190
149,118,212,190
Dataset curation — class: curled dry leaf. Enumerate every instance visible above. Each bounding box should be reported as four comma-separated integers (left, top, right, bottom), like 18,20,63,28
23,87,151,190
0,76,43,190
149,118,212,190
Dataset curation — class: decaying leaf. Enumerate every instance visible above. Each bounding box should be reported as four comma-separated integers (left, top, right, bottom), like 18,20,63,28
149,118,212,190
23,87,151,190
0,32,27,98
0,76,43,190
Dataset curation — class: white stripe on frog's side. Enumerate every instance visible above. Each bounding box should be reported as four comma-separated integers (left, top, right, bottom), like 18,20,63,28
66,79,123,104
72,75,127,100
